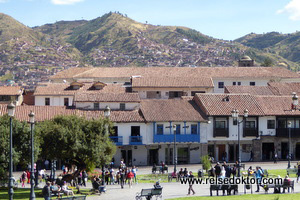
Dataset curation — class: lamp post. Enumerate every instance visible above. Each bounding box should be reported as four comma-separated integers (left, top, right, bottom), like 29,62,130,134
102,106,111,186
7,102,15,200
288,121,292,169
173,125,177,173
231,109,248,177
29,111,35,200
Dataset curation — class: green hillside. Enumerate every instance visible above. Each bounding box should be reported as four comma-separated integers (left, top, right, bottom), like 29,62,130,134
0,13,42,43
235,32,300,64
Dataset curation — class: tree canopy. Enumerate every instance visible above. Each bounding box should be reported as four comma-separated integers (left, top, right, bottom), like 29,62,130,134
0,115,41,180
36,115,116,170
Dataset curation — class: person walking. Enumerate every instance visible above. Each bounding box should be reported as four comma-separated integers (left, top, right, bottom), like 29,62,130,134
120,168,125,189
214,162,221,178
187,171,195,195
42,181,51,200
297,164,300,183
255,166,263,192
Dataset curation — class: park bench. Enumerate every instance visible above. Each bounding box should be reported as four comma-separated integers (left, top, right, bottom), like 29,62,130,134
243,184,253,194
167,173,178,182
264,180,294,194
210,184,238,196
136,188,163,200
152,166,168,174
51,195,87,200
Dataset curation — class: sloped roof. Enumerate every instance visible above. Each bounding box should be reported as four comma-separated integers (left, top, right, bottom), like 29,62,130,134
0,86,23,96
225,86,277,95
267,82,300,96
0,105,144,122
132,76,214,88
34,82,126,96
254,96,300,116
50,67,300,80
140,98,206,122
194,93,264,116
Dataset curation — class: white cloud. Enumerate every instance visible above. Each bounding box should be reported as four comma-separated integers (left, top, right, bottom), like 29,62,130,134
51,0,84,5
277,0,300,21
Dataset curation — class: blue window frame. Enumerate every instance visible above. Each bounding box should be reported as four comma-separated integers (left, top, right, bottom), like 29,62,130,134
157,124,163,135
191,124,197,135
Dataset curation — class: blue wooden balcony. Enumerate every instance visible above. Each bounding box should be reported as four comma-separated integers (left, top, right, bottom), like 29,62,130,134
129,136,143,145
109,136,123,146
153,134,200,143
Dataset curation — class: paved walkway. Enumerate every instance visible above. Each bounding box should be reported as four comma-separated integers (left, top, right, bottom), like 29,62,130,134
13,161,300,200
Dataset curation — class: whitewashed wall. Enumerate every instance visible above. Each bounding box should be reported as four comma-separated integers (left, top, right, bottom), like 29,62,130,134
35,96,73,106
75,102,140,110
213,78,270,93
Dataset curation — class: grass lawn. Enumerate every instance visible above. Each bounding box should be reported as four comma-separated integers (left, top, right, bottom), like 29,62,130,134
167,193,300,200
0,188,93,200
137,173,169,183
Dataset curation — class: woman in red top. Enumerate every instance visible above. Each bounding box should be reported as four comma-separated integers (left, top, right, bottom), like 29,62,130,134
127,171,134,188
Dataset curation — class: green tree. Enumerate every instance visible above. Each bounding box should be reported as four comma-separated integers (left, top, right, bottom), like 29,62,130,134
36,115,116,171
0,115,41,180
201,155,212,172
261,58,273,67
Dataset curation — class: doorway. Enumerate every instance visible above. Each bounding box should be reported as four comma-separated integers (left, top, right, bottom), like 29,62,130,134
262,143,274,160
149,149,159,165
281,142,288,159
296,143,300,160
178,148,189,164
217,144,226,161
121,150,132,167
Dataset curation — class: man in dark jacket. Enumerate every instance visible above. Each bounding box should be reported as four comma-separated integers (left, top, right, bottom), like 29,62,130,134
214,162,221,178
42,181,51,200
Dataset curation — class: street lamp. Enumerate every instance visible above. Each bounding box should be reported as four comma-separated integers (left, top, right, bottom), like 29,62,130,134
173,124,177,173
288,121,292,169
7,102,15,200
231,109,248,177
102,106,111,186
29,111,35,200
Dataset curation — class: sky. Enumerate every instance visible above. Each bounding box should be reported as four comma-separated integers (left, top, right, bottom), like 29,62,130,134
0,0,299,40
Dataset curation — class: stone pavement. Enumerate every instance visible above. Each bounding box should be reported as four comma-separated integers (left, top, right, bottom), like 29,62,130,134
12,161,300,200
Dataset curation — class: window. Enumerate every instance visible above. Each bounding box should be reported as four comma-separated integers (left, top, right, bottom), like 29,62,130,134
111,126,118,136
169,91,184,98
238,82,241,86
191,91,205,96
245,121,255,129
120,103,126,110
250,82,256,86
267,120,275,129
94,103,99,110
131,126,140,136
278,119,286,128
191,124,197,135
175,125,181,134
233,82,236,86
157,124,163,135
0,95,11,101
215,121,226,129
45,98,50,106
64,98,69,106
218,82,224,89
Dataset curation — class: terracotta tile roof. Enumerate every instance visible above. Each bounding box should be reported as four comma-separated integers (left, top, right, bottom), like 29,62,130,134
194,93,264,116
50,67,92,79
140,98,206,122
254,96,300,116
50,67,300,80
0,105,144,122
132,76,214,88
74,93,140,102
267,82,300,96
224,86,277,95
0,86,23,95
34,82,126,96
